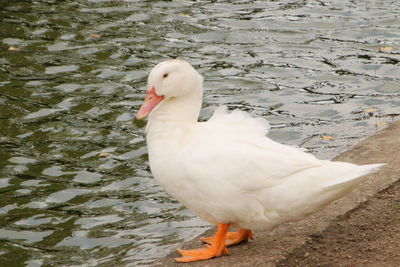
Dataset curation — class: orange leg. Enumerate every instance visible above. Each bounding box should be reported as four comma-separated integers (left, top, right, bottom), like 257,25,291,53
201,228,254,247
175,223,230,263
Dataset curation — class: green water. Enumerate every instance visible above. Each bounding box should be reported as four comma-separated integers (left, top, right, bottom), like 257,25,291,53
0,0,399,266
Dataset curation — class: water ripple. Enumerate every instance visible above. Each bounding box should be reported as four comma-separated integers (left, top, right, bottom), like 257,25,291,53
0,0,399,266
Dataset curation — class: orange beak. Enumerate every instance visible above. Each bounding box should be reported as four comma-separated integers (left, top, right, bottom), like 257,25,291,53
135,86,164,120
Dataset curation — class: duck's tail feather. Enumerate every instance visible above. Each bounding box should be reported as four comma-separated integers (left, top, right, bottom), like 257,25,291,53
323,163,385,189
263,162,385,222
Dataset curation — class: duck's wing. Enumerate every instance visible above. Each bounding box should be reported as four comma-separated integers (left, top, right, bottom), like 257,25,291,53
207,106,270,136
181,107,324,192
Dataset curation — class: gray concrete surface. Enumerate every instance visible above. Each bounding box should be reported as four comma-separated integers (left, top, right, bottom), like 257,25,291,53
157,119,400,267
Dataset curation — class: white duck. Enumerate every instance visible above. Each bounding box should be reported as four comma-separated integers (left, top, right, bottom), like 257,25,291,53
135,59,383,263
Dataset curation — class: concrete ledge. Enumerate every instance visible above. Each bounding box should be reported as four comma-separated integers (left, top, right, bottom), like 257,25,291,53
158,120,400,267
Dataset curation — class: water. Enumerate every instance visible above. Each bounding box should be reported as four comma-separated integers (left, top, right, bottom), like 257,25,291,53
0,0,399,266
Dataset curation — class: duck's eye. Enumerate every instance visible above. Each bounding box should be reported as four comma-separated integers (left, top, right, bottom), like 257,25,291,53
163,73,168,78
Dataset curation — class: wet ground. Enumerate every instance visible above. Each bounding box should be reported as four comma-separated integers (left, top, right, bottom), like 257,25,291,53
0,0,399,266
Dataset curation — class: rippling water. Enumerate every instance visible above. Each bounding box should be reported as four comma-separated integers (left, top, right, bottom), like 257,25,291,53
0,0,399,266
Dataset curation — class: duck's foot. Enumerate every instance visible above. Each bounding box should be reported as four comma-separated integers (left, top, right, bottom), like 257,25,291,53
175,244,229,262
201,228,254,246
175,223,230,263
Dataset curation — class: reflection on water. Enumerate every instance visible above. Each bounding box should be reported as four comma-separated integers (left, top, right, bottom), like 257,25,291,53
0,0,399,266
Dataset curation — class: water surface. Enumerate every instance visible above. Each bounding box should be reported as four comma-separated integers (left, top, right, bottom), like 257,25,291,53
0,0,399,266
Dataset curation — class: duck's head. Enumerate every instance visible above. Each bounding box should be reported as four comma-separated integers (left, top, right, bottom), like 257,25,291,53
135,60,203,120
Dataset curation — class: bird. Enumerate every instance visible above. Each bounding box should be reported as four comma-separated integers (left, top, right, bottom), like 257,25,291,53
135,59,383,263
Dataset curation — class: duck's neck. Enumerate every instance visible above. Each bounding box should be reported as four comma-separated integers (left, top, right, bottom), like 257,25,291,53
145,88,203,139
